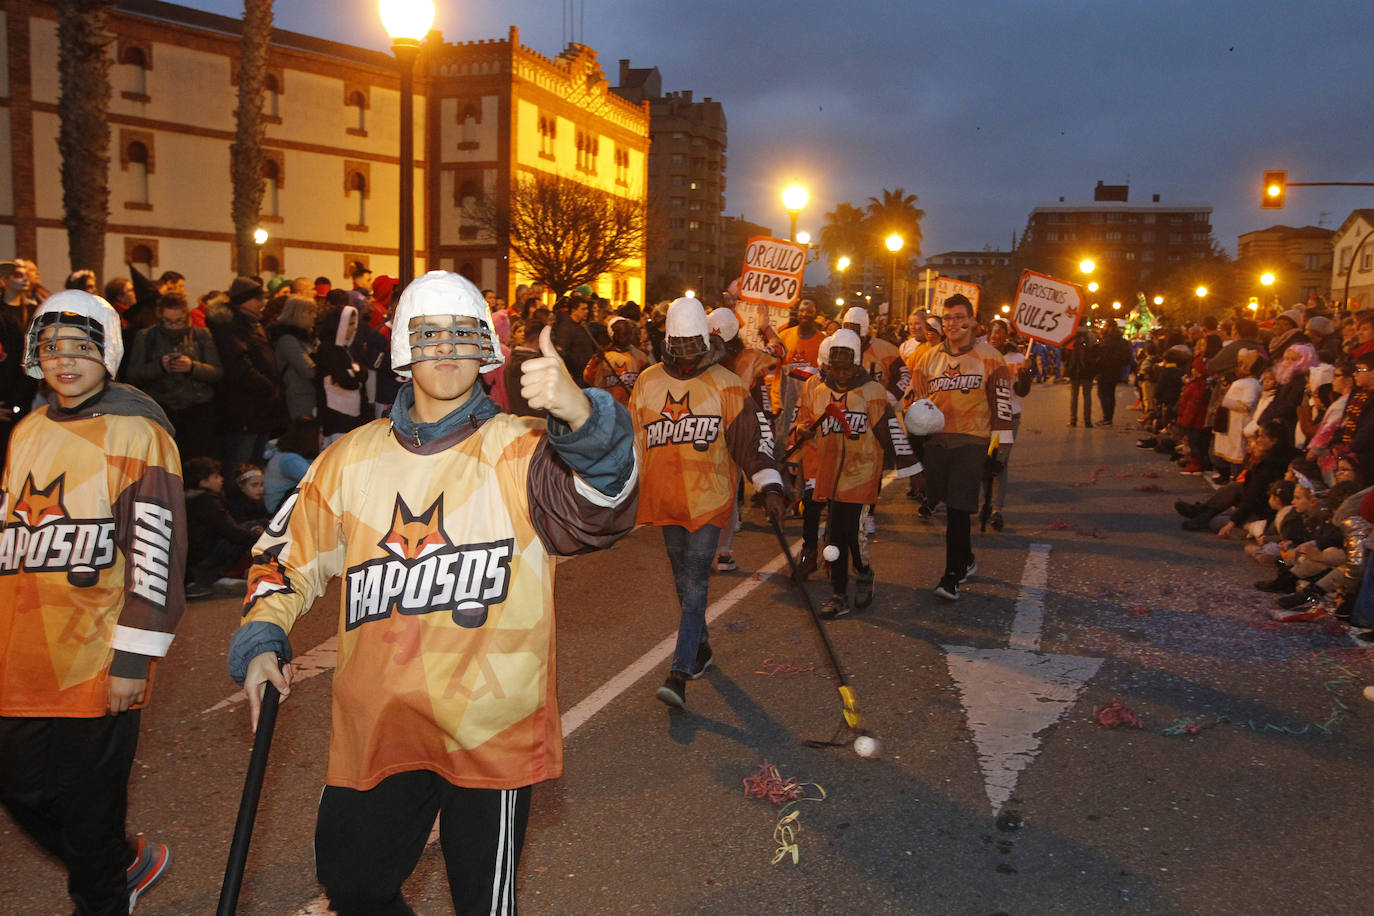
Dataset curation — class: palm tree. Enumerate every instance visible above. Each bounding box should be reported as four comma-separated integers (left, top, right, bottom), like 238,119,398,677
865,187,925,262
56,0,113,273
819,202,869,267
231,0,274,277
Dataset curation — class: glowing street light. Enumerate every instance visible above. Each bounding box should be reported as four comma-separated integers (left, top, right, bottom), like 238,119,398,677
380,0,435,290
684,288,696,299
796,230,812,246
253,226,268,273
1000,304,1011,314
835,297,845,307
1111,301,1122,310
1195,286,1208,298
1087,281,1099,293
884,234,904,319
782,182,808,242
1153,295,1164,306
1260,272,1276,286
1079,259,1096,274
836,256,851,271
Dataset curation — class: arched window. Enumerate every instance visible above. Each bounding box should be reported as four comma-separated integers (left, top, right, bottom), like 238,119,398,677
261,254,281,277
129,244,154,275
262,159,281,217
461,103,479,145
121,46,149,96
127,141,150,204
347,171,367,227
347,90,366,133
264,74,280,119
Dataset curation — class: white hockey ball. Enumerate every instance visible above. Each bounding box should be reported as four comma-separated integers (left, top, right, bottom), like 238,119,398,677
853,735,881,758
822,545,840,562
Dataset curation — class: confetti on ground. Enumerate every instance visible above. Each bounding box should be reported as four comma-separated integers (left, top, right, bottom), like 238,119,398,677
755,658,818,678
742,761,827,865
1094,699,1143,728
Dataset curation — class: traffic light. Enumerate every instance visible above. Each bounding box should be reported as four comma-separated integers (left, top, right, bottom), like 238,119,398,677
1261,170,1287,209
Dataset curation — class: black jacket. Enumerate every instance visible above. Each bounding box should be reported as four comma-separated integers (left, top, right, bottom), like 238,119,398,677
208,305,284,434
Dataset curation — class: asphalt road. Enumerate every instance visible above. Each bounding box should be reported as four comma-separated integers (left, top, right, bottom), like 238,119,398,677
4,381,1372,915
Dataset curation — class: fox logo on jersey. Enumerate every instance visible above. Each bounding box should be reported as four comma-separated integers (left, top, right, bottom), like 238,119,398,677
644,392,722,452
822,394,868,438
345,494,514,631
0,473,116,585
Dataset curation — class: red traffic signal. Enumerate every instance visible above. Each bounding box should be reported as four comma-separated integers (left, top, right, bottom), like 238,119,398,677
1261,170,1287,209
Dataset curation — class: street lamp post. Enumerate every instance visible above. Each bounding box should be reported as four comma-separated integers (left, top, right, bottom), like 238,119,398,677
885,233,904,319
1195,285,1208,323
835,255,850,302
252,227,269,275
380,0,435,291
782,182,808,243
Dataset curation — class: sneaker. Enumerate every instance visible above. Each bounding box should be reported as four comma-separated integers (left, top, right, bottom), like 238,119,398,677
655,672,687,709
1276,589,1321,610
862,515,877,536
689,642,714,679
127,837,171,913
1135,438,1157,449
917,501,934,520
185,582,214,600
854,569,875,609
797,547,817,578
1095,419,1113,427
1179,462,1204,476
819,594,851,619
959,556,978,583
1174,500,1203,518
714,553,737,572
990,511,1004,532
934,574,960,601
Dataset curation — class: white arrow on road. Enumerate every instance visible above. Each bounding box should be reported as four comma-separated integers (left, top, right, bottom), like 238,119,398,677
943,543,1103,814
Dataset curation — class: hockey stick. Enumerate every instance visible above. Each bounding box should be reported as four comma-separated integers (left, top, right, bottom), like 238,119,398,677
216,681,282,916
770,518,881,757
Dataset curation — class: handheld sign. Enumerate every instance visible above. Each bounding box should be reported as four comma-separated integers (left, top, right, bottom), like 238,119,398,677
736,235,808,348
1011,270,1084,346
931,276,980,315
738,236,807,307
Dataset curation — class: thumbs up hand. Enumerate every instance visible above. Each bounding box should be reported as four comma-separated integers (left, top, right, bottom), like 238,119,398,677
521,325,592,430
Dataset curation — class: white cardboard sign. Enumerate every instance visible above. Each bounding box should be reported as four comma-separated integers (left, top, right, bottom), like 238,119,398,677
931,276,981,315
1011,270,1084,346
737,236,807,308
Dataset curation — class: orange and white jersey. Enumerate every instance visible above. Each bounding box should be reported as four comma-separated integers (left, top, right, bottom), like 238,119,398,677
583,346,650,404
862,336,909,401
239,413,636,791
794,375,919,503
630,362,781,531
766,325,826,415
0,401,186,717
909,340,1015,443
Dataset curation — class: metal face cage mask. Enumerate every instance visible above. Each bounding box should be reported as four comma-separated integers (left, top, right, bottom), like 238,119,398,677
23,290,124,379
389,270,504,376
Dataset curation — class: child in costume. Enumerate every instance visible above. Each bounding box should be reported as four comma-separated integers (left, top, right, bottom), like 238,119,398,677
0,289,185,914
792,329,919,617
228,271,637,916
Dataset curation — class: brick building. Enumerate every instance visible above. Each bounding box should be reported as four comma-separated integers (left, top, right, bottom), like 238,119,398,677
1235,224,1333,307
1016,181,1215,306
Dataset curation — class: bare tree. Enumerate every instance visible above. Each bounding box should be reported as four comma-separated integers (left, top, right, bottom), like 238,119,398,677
56,0,113,273
470,172,646,298
231,0,273,276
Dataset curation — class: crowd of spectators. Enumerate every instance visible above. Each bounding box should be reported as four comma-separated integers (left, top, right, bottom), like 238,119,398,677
1122,302,1374,640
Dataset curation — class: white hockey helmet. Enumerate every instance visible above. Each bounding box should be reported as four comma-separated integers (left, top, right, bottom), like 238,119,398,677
706,306,740,342
841,306,870,336
828,328,862,365
390,271,503,376
664,297,710,360
817,333,835,368
24,289,124,380
904,398,945,436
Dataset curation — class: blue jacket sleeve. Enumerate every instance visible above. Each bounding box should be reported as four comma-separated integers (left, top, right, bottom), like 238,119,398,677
544,387,635,497
227,621,293,686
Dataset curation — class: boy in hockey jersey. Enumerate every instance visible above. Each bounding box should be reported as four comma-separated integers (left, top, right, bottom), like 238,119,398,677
629,297,786,709
229,271,636,916
792,330,919,618
0,290,185,915
908,294,1014,600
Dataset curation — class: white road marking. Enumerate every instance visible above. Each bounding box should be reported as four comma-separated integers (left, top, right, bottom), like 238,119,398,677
943,543,1103,814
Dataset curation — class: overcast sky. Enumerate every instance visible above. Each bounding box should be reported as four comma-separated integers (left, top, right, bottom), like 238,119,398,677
190,0,1373,259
